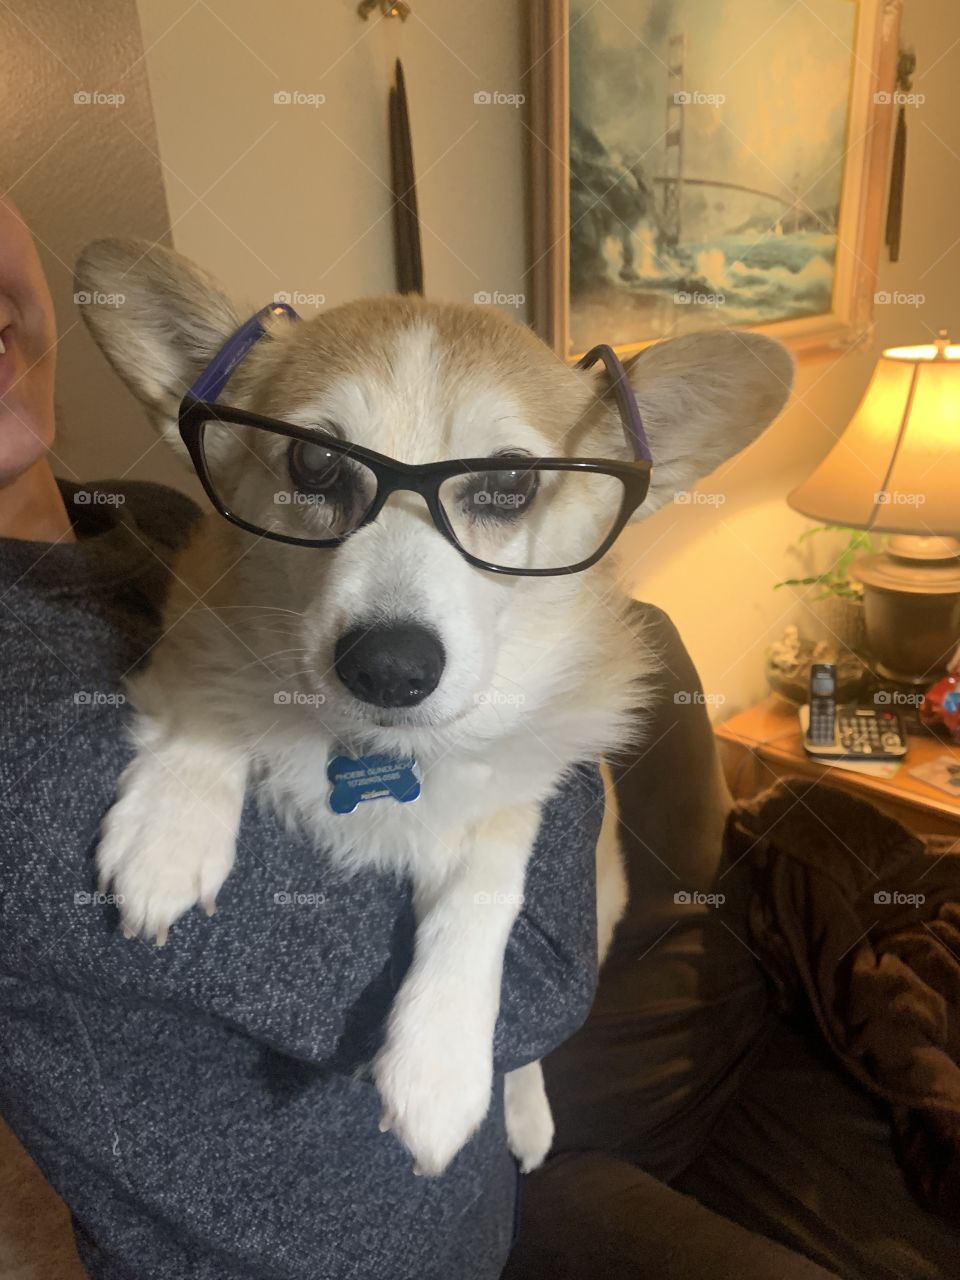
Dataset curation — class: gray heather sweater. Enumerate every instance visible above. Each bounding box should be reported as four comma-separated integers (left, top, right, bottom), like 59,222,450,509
0,480,601,1280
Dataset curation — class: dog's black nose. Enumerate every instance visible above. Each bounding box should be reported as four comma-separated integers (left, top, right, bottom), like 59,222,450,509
334,623,445,708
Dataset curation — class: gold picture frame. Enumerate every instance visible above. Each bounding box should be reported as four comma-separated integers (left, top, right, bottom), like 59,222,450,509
529,0,902,361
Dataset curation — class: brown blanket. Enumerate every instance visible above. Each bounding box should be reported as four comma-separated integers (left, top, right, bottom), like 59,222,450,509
730,780,960,1222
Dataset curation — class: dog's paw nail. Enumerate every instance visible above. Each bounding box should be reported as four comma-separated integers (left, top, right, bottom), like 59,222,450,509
154,926,169,948
202,896,217,917
378,1112,394,1134
121,924,136,940
413,1163,424,1177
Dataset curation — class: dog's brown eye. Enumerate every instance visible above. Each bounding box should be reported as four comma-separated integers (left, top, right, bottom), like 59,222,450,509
288,441,343,493
457,459,540,522
284,439,378,534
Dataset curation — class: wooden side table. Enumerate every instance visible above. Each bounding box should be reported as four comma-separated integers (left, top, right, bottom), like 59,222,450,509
716,696,960,839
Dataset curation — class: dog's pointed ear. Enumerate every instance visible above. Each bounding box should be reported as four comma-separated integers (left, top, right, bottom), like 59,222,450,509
587,330,794,516
75,239,244,458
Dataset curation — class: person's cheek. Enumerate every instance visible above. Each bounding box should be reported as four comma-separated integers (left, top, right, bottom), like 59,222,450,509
0,262,57,481
0,204,58,480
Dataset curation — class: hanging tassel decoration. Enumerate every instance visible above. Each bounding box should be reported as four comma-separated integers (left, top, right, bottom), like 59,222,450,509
884,48,915,263
389,59,424,296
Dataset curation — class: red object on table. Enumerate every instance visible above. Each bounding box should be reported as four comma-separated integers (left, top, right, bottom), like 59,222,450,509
919,669,960,743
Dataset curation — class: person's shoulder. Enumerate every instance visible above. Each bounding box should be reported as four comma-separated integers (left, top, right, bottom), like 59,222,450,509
104,480,202,555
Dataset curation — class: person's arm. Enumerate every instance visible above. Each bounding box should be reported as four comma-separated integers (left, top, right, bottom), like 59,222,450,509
493,762,602,1073
2,728,601,1076
0,746,414,1072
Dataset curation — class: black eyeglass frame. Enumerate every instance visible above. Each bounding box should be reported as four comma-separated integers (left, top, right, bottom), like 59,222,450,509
177,397,652,577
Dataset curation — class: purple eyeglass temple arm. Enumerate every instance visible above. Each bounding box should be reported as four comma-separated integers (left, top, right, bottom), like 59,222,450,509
184,305,652,468
185,301,300,406
575,343,652,464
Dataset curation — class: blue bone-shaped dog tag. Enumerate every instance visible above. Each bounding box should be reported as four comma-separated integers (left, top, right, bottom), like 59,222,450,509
327,752,421,814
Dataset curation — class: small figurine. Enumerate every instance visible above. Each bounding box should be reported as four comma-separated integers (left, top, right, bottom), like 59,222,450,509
768,625,804,674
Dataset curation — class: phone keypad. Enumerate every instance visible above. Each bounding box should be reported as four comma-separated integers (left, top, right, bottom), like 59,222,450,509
837,709,906,757
808,704,836,744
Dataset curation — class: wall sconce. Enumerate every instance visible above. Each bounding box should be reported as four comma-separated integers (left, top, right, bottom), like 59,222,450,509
358,0,411,19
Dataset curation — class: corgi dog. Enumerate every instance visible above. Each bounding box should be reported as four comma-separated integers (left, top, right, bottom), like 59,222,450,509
76,239,793,1177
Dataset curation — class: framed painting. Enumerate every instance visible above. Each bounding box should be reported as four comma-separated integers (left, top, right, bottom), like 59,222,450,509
529,0,902,360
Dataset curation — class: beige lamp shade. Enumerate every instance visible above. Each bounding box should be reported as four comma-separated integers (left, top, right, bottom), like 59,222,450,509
788,339,960,535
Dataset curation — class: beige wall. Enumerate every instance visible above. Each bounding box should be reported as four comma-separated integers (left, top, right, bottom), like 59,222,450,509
135,0,529,312
0,0,182,490
10,1,959,713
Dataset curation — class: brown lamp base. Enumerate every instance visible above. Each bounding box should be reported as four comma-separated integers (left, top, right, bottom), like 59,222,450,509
855,537,960,685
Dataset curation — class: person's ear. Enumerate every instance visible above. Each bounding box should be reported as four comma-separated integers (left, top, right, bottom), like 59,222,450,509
583,330,794,516
75,239,243,459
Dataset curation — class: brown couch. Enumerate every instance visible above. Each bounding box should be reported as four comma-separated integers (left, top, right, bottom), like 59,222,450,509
505,604,960,1280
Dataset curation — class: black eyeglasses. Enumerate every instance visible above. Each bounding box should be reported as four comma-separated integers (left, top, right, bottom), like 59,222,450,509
177,305,653,577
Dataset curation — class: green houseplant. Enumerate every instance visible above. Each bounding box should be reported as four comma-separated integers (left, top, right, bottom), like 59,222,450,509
775,525,875,600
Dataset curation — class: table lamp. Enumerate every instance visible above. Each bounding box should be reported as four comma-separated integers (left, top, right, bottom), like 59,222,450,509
788,330,960,684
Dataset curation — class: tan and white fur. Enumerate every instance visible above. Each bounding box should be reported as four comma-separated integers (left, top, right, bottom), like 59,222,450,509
77,240,793,1177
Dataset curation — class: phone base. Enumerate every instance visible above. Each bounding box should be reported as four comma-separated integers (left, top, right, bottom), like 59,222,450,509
799,704,908,761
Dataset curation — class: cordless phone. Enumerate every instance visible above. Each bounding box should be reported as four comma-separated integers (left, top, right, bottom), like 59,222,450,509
800,662,908,761
807,662,837,746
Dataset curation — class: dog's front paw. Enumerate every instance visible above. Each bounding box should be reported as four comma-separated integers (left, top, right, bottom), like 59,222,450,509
374,1011,493,1177
97,756,241,944
504,1061,554,1173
